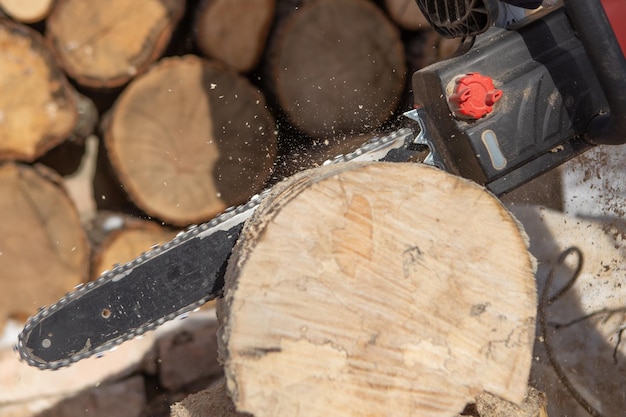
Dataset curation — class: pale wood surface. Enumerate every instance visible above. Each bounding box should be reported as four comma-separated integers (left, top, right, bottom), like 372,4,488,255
195,0,275,73
46,0,185,88
266,0,406,139
0,21,77,162
0,0,54,23
0,163,88,328
105,55,277,226
219,162,537,417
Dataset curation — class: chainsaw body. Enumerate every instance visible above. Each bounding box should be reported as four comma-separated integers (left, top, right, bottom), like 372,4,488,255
412,0,626,195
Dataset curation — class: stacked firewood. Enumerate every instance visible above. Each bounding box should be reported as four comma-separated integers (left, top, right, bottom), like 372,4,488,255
0,0,458,327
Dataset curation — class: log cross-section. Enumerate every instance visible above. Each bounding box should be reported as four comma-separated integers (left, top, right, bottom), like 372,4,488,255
0,0,54,23
195,0,276,73
0,163,88,328
266,0,406,139
218,162,537,417
46,0,185,88
0,21,77,162
105,55,277,226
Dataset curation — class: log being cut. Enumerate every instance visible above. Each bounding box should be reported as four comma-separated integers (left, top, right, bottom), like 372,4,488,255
218,162,537,417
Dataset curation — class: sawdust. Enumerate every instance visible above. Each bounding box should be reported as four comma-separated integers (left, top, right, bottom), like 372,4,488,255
561,144,626,267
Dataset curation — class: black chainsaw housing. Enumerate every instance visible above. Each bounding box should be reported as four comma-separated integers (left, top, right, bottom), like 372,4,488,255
412,7,611,195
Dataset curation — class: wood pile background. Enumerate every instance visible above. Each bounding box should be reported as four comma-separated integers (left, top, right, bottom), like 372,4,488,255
0,0,459,326
0,0,473,415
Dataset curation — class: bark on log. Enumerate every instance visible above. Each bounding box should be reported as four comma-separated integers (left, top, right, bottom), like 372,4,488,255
92,132,142,215
195,0,276,73
36,92,99,177
265,0,406,139
383,0,430,30
218,162,537,417
0,0,53,23
46,0,185,88
104,55,277,226
0,20,77,162
0,163,89,328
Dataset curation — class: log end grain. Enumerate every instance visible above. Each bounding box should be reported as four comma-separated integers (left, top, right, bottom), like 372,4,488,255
0,21,77,162
0,0,54,23
47,0,186,88
268,0,406,139
0,163,88,327
196,0,276,73
105,55,277,226
219,162,537,417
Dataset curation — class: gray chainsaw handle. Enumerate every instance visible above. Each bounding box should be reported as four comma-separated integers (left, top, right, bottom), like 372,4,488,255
564,0,626,145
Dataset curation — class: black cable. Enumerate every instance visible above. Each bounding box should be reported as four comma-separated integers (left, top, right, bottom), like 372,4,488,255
538,246,605,417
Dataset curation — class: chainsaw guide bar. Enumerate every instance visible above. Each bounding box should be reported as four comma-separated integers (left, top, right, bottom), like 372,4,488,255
16,123,425,370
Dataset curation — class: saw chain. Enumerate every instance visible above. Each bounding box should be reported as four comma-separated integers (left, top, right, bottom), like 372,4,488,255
16,112,431,370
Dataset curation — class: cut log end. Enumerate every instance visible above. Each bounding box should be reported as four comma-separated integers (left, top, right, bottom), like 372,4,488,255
195,0,276,73
46,0,185,88
218,162,537,417
0,21,77,162
105,55,277,226
0,0,54,23
268,0,406,139
0,163,88,327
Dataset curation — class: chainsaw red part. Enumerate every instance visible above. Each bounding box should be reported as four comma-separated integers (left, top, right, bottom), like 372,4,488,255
600,0,626,57
449,73,503,119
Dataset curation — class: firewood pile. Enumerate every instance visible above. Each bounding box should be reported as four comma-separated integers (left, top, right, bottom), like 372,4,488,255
0,0,457,415
0,0,458,328
1,0,625,417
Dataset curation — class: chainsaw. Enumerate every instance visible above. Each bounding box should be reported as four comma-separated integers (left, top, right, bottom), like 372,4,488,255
17,0,626,370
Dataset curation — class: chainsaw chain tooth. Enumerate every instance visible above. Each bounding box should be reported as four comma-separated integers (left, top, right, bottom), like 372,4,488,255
16,127,418,370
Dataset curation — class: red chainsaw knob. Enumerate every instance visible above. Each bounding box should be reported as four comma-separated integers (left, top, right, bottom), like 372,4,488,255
448,73,503,119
